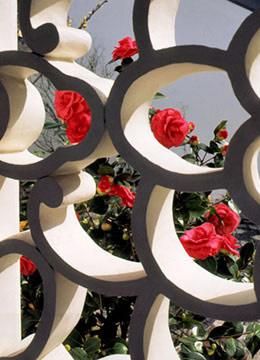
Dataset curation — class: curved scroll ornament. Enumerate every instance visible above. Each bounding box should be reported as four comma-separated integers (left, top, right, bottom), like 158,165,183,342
0,239,56,360
0,0,258,359
0,52,105,179
106,0,260,358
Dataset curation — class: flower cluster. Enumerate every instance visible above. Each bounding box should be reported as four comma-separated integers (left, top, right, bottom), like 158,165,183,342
54,90,92,144
180,203,240,260
97,175,135,208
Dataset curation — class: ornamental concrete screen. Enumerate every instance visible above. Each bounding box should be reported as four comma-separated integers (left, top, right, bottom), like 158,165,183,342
0,0,260,359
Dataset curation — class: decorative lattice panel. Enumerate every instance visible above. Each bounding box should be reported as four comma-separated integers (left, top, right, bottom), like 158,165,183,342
0,0,260,359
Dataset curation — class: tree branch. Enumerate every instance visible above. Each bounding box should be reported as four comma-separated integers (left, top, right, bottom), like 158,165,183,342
79,0,109,27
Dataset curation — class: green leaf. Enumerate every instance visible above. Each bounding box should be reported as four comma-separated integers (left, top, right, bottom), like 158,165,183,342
228,322,244,337
209,325,229,339
179,336,196,347
98,165,114,176
182,352,207,360
122,57,133,65
224,338,236,357
237,242,255,270
88,197,108,214
228,261,239,278
84,336,101,355
112,342,128,354
206,163,216,168
184,193,207,210
182,154,197,164
197,143,209,152
209,141,219,153
70,348,88,360
234,340,246,358
189,207,207,218
214,153,224,162
65,328,83,348
44,121,62,129
114,65,122,73
169,317,178,326
196,257,217,274
153,92,166,100
246,334,260,356
149,108,157,119
214,120,227,135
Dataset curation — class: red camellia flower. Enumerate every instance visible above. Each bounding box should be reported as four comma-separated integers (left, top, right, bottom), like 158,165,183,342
97,177,135,208
54,90,90,122
20,256,37,276
112,36,139,61
221,234,240,256
97,176,114,194
216,128,228,140
150,108,190,148
54,90,92,144
66,112,91,144
110,184,136,208
180,222,223,260
206,203,240,235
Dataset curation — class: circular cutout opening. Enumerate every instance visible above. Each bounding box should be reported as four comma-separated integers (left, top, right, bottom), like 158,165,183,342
120,64,247,176
146,185,256,305
37,170,143,282
174,189,257,284
64,292,135,358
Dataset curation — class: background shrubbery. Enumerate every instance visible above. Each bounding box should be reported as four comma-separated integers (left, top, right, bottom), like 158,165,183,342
19,9,260,358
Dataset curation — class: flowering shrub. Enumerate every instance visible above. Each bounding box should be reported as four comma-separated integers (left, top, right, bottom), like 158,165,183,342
19,36,260,360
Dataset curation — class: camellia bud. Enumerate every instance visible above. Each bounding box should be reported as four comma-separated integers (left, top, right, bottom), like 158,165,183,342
28,303,36,311
122,233,130,241
207,343,217,356
20,220,28,232
101,222,112,232
216,128,228,140
189,135,200,145
188,121,196,133
220,144,229,156
181,313,187,320
65,344,71,352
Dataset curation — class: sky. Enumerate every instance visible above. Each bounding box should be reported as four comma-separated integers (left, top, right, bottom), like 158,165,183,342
69,0,252,144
